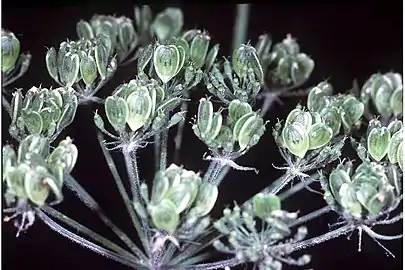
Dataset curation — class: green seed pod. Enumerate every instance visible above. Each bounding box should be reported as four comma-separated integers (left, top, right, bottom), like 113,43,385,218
397,141,403,171
5,164,29,198
339,183,362,218
386,164,401,195
320,106,341,136
197,97,214,138
94,111,105,131
232,44,263,82
94,38,110,79
308,123,333,150
60,52,80,87
286,108,312,132
174,45,186,76
182,29,200,42
76,20,94,39
367,126,391,161
282,122,309,158
205,44,219,71
17,134,48,163
46,47,59,82
151,172,170,204
80,53,97,86
356,182,378,213
24,166,52,206
137,44,153,72
105,96,129,133
190,32,210,69
172,37,190,58
134,5,152,33
152,8,183,41
23,110,43,134
205,111,223,143
188,182,218,218
387,129,403,164
253,193,281,220
341,96,364,124
311,111,322,125
149,199,180,234
126,90,153,132
165,182,198,214
238,114,264,151
232,111,255,142
374,83,393,118
153,44,180,84
49,88,63,108
40,107,55,133
118,18,136,51
387,119,403,135
255,34,272,59
155,97,181,113
48,137,78,173
390,87,403,117
368,187,395,215
307,83,332,112
1,31,20,72
56,94,78,132
228,99,252,124
291,53,314,85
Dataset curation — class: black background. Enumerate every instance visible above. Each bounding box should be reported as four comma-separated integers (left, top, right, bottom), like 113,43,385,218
2,1,403,270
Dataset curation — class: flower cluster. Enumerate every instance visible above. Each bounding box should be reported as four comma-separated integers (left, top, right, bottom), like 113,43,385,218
8,86,78,141
364,119,404,169
77,15,138,64
361,72,403,121
214,194,310,269
322,159,401,220
95,76,184,144
1,29,31,87
205,44,263,103
256,34,314,87
193,98,266,153
3,135,77,206
134,164,218,235
46,35,117,101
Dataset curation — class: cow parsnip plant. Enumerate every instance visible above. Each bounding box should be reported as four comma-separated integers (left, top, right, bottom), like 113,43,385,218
2,5,403,270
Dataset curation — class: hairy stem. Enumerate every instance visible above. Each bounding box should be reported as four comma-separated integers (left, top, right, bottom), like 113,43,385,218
276,224,354,253
160,130,169,171
154,133,161,172
232,4,251,52
40,205,142,262
264,172,296,195
122,147,141,202
203,160,225,185
289,206,332,228
64,175,145,259
36,209,141,269
279,176,317,201
174,97,189,164
97,133,145,255
122,146,151,255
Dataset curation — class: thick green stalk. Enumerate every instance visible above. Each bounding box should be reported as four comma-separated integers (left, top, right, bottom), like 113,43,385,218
232,4,251,52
